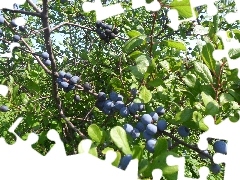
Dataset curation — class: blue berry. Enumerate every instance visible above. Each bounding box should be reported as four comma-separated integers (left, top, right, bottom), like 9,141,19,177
146,124,158,135
114,101,125,111
156,106,165,115
98,92,106,101
0,105,9,112
119,107,129,117
128,103,139,114
0,16,4,24
109,91,118,101
10,19,17,27
131,88,138,96
136,122,145,132
60,82,69,89
146,139,157,153
157,119,167,131
64,72,73,80
131,128,140,139
138,103,145,112
210,164,221,174
58,71,66,78
123,124,133,134
213,141,227,154
178,126,190,137
44,59,51,66
69,76,80,84
13,35,20,42
117,94,123,101
118,154,132,170
41,52,49,59
143,130,153,140
141,114,152,125
150,112,159,122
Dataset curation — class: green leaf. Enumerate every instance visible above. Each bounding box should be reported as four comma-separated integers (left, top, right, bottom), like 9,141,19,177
219,93,234,105
102,147,114,154
201,91,214,106
175,108,194,123
139,159,149,174
89,143,98,157
198,119,209,131
162,40,186,50
159,60,170,71
193,61,213,83
170,0,192,18
201,92,219,115
201,43,216,71
183,74,196,88
153,138,168,157
205,101,219,116
135,54,150,74
87,124,104,143
110,77,122,90
127,30,142,38
123,35,146,53
232,29,240,41
228,48,240,59
132,145,143,160
110,126,132,155
150,152,178,179
139,86,152,103
147,78,163,87
112,151,121,167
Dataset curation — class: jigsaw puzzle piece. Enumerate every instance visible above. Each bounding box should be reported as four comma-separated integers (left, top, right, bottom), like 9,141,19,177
152,169,163,180
132,0,161,12
167,0,219,31
45,129,66,157
82,0,124,21
0,0,26,9
225,0,240,24
212,30,240,78
167,155,209,180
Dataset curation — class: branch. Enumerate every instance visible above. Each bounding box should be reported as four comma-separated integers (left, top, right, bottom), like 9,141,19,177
162,131,214,162
50,22,93,33
41,0,87,139
26,0,42,13
2,8,41,17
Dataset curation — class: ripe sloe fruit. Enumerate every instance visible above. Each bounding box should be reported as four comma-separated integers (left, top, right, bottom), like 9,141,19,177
141,114,152,125
13,35,20,42
41,52,49,60
146,124,157,135
178,126,190,137
146,139,157,153
123,124,133,134
213,140,227,154
157,119,167,131
118,154,132,170
136,122,145,132
0,105,9,112
119,107,129,117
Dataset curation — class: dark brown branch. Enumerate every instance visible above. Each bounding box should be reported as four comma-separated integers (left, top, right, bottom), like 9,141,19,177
41,0,86,139
2,8,41,17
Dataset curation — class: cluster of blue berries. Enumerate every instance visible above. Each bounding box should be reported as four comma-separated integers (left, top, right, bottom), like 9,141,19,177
56,70,80,92
95,21,119,43
95,91,144,116
41,52,51,66
0,16,25,42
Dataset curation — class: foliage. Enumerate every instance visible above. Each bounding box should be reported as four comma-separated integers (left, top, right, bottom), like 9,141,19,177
0,0,238,179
